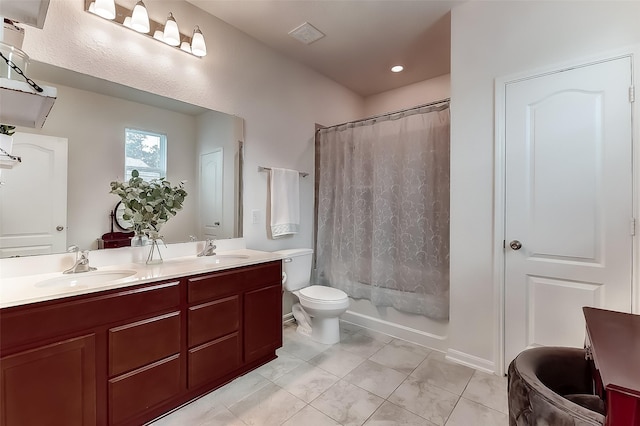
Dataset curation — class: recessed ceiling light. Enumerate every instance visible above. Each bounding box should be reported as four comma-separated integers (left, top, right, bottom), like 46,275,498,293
391,65,404,73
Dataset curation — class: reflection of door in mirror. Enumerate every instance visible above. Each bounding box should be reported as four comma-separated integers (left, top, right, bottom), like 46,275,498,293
199,149,223,240
0,133,68,258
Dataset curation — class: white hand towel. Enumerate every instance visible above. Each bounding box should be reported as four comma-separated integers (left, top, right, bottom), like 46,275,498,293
270,168,300,238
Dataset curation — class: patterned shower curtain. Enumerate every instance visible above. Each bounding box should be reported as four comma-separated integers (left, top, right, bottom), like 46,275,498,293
315,103,450,320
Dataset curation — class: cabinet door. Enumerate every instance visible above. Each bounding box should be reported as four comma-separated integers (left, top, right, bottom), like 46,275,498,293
244,283,282,363
0,334,97,426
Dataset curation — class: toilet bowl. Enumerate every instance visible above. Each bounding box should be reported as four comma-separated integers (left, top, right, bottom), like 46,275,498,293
274,249,349,345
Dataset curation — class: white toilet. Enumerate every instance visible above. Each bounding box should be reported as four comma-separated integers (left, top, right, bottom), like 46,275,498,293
275,248,349,345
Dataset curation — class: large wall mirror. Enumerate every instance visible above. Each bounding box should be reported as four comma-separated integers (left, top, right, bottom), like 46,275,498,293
0,62,243,258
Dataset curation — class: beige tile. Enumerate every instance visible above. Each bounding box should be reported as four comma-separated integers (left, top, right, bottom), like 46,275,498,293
445,398,509,426
388,376,459,426
311,380,384,426
340,321,364,335
355,328,393,344
283,329,333,361
462,370,508,414
363,401,437,426
208,370,270,408
310,346,367,377
282,405,342,426
343,360,407,399
369,342,429,374
274,363,340,403
229,382,306,426
411,352,474,395
387,338,432,357
337,332,386,358
254,348,307,381
149,404,246,426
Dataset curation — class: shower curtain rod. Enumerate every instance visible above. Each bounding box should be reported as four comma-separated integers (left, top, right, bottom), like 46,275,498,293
318,97,450,132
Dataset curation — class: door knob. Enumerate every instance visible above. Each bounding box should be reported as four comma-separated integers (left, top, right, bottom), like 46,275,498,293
56,226,64,231
509,240,522,250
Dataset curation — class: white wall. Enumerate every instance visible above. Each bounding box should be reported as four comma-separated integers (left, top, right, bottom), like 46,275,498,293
22,0,364,253
363,74,450,117
449,1,640,372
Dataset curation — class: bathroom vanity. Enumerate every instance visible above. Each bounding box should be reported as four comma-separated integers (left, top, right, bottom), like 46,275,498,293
0,251,283,426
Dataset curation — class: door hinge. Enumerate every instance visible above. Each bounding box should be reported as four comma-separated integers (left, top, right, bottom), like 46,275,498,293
630,86,635,103
632,218,637,236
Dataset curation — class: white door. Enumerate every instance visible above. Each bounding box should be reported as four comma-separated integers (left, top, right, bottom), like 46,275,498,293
0,133,68,257
504,57,634,368
199,149,223,240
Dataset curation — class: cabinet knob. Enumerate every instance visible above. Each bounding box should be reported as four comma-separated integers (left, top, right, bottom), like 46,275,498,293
56,226,64,231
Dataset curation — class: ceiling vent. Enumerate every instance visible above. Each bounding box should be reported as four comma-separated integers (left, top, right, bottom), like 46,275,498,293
288,22,325,45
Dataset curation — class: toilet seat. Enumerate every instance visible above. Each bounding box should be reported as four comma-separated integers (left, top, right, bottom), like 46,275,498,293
299,285,348,302
297,285,349,311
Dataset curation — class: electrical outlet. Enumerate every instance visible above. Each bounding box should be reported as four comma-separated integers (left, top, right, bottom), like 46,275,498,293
252,209,260,224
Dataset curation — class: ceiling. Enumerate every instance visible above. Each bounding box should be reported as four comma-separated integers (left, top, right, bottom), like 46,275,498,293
187,0,460,97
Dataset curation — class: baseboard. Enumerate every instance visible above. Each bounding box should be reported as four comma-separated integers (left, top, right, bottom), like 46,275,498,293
446,348,497,374
341,310,449,352
282,312,295,324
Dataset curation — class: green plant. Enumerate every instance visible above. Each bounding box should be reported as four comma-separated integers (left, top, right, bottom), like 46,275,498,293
0,125,15,136
109,170,187,237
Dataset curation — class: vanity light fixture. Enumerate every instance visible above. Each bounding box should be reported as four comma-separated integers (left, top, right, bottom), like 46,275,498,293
190,26,207,57
130,1,150,34
85,1,206,58
94,0,116,20
391,65,404,73
180,41,191,54
163,12,180,46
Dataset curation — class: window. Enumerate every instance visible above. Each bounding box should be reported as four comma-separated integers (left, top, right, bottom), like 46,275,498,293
124,128,167,181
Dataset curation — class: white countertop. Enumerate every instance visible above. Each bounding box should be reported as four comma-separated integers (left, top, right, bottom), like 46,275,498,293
0,249,283,309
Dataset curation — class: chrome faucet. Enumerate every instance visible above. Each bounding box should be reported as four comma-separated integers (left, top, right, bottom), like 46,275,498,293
197,239,217,257
63,246,97,274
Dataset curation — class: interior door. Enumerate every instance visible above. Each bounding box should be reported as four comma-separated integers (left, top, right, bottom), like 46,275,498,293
504,57,634,368
199,149,223,240
0,133,68,257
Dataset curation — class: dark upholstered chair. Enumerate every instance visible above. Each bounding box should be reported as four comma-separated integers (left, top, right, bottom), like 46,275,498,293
508,346,606,426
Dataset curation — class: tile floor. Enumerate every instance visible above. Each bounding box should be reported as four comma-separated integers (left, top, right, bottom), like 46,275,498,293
149,321,508,426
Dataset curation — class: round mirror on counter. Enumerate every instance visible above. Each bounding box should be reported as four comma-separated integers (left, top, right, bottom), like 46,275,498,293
114,201,133,231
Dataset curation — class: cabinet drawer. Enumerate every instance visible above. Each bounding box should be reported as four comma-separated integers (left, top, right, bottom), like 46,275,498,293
109,311,180,377
188,296,239,348
1,280,180,352
188,333,241,389
108,354,181,425
188,262,281,304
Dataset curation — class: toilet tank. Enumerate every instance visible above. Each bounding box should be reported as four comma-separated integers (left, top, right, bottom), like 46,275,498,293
273,248,313,292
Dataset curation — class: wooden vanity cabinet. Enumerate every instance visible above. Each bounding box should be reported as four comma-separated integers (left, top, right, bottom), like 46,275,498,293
0,260,282,426
186,261,282,391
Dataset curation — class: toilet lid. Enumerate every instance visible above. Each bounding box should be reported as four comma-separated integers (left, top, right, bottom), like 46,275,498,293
299,285,347,302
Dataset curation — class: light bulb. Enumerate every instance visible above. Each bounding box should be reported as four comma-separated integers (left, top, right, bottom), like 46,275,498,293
191,26,207,57
94,0,116,19
123,16,132,28
153,30,164,41
130,1,150,33
180,41,191,53
163,12,180,46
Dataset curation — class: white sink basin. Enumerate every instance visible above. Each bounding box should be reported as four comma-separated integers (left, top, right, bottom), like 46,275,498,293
35,270,138,288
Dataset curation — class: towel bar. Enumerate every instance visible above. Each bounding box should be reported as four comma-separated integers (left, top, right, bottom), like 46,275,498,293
258,166,308,178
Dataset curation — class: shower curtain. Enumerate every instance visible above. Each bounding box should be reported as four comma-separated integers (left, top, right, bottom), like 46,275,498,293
315,103,450,320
